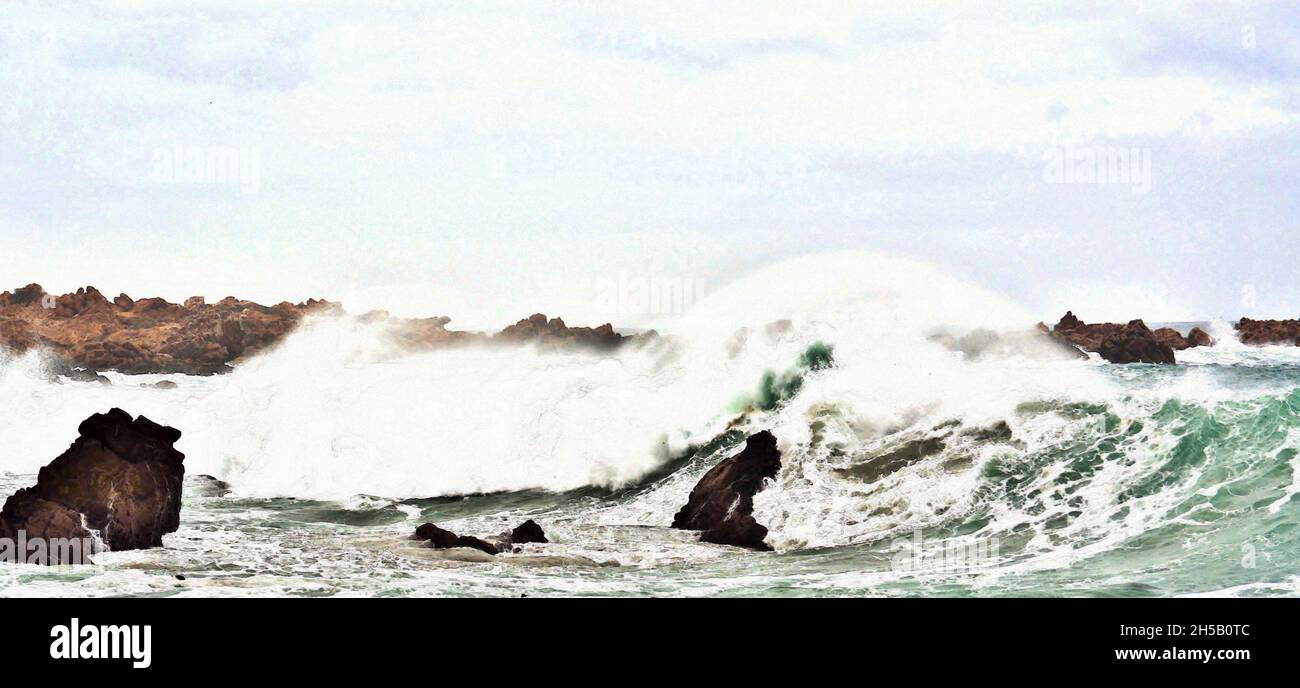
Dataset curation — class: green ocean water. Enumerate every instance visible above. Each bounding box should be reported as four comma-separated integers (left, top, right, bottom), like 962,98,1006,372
2,346,1298,598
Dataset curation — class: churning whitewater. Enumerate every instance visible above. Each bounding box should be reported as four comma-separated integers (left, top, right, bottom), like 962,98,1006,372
2,252,1299,597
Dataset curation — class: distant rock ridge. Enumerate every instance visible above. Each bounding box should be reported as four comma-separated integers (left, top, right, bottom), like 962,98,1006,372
1235,317,1300,347
1047,311,1215,364
0,284,653,376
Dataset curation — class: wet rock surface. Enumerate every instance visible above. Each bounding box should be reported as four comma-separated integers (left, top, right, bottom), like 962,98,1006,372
0,408,186,563
1049,312,1179,364
672,430,782,551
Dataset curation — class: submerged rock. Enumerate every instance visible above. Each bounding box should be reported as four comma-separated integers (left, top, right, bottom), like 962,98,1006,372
835,436,947,483
508,519,548,545
412,519,552,556
836,420,1018,483
413,522,500,555
0,409,185,563
672,430,782,551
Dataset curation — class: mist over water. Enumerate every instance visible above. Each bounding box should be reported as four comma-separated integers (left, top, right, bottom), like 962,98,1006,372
3,251,1299,597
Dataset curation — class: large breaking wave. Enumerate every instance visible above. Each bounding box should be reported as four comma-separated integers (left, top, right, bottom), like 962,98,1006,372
2,251,1298,564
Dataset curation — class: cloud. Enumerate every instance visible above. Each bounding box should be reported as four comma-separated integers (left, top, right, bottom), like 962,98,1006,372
1,1,1298,322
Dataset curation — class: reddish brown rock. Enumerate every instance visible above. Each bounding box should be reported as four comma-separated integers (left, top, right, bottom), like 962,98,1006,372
1,284,650,376
1049,312,1178,363
0,409,185,563
494,313,630,350
0,284,339,375
1152,326,1216,350
1235,318,1300,346
1187,327,1214,348
1153,327,1191,350
1097,319,1176,364
672,430,782,551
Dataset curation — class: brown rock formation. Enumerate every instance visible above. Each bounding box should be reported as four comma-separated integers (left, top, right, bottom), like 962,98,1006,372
0,409,185,563
494,313,630,350
672,430,782,551
1186,327,1215,348
0,284,339,375
1235,317,1300,346
1,284,652,376
1049,312,1182,363
1098,319,1176,364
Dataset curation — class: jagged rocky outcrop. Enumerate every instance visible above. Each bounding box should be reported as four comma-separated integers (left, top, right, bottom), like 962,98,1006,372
672,430,782,551
494,313,649,350
1049,312,1179,364
0,409,185,563
412,519,549,556
1,284,652,376
1235,317,1300,346
0,284,338,375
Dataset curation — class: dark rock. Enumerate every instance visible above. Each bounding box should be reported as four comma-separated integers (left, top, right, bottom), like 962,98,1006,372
453,536,500,556
508,519,547,544
142,380,178,389
0,409,185,563
1054,311,1083,331
1097,319,1175,364
672,430,781,551
413,522,500,555
414,522,459,548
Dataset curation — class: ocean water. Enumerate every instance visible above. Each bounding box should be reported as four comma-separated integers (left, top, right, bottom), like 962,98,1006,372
2,252,1298,597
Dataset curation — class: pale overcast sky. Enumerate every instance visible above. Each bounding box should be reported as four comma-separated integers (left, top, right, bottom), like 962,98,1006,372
2,1,1297,328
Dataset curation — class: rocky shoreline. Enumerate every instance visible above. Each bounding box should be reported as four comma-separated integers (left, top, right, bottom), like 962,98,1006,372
0,284,652,377
5,284,1299,377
